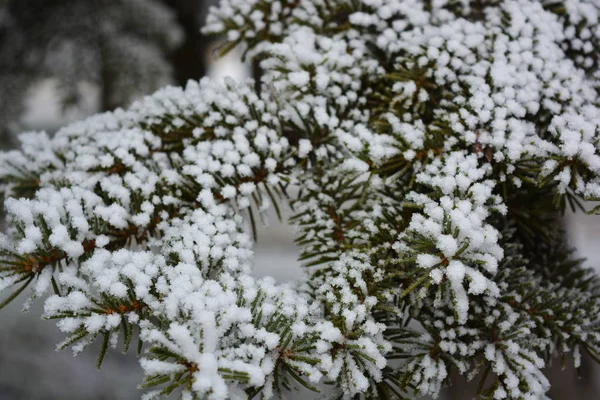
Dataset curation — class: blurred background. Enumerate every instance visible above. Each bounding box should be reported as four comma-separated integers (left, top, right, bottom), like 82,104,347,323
0,0,599,399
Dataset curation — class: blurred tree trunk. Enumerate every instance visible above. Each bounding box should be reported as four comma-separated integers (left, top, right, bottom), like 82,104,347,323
161,0,213,84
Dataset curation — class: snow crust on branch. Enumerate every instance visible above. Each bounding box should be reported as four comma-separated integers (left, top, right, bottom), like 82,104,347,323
1,0,600,399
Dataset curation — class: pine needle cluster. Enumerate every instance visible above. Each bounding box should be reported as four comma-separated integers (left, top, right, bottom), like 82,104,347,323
2,0,600,399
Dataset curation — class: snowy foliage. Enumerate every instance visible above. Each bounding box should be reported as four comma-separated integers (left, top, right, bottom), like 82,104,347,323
2,0,600,399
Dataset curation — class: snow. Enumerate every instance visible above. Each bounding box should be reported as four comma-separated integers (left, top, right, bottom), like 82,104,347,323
2,0,600,399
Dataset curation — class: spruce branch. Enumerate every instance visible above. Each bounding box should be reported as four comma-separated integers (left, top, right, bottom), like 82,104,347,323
2,0,600,399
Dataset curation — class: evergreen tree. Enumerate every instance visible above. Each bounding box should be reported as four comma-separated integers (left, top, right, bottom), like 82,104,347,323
1,0,600,399
0,0,183,145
